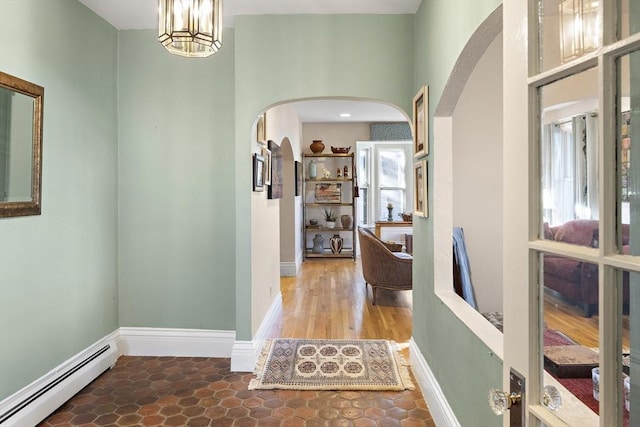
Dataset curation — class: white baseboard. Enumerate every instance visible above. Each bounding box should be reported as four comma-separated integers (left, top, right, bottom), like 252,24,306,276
409,338,460,427
0,331,119,427
280,262,298,277
231,293,283,372
118,327,235,358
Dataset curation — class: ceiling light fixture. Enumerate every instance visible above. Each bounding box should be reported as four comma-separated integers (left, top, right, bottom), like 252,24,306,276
559,0,600,63
340,113,352,118
158,0,222,58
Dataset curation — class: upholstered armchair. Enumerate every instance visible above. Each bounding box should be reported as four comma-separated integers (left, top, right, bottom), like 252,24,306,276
357,227,412,304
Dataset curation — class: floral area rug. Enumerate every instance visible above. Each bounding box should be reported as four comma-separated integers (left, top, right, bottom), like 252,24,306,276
249,338,414,391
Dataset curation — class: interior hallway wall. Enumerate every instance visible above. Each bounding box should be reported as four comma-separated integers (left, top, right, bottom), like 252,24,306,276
452,33,504,314
117,29,236,331
0,0,119,400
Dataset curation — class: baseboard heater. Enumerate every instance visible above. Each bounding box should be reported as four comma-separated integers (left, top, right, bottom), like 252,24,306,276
0,341,118,426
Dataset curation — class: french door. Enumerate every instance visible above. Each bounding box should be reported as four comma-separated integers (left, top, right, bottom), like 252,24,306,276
504,1,640,426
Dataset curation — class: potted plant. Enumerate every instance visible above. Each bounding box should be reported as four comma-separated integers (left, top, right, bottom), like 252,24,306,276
324,208,337,229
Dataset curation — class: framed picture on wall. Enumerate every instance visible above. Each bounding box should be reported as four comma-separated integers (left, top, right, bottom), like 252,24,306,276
253,153,265,192
413,85,429,158
414,160,428,217
295,161,302,196
257,112,266,143
268,140,283,199
261,144,272,186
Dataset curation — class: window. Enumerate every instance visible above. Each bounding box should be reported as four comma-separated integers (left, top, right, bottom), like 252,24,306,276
356,141,412,227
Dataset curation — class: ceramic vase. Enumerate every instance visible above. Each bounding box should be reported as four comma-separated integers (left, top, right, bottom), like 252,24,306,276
329,234,343,254
310,140,325,153
308,160,317,179
312,234,324,254
340,214,353,229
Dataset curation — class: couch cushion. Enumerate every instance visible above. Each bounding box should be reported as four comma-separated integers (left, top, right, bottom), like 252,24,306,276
544,256,581,282
553,219,599,246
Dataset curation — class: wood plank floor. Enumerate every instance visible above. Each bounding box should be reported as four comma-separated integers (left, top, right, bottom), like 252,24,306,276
266,258,413,347
544,291,630,352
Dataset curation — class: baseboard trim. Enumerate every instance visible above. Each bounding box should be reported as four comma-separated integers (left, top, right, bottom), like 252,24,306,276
0,331,119,427
231,293,283,372
118,327,235,358
280,262,297,277
409,338,460,427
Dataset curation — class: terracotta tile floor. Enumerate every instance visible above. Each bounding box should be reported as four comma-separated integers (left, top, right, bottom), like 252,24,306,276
39,355,434,426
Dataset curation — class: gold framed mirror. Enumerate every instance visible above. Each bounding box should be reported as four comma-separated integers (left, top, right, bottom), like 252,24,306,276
0,71,43,217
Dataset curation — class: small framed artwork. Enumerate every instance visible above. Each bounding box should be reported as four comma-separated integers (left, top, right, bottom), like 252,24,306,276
268,140,284,199
257,112,266,142
413,85,428,158
315,183,342,203
253,153,265,192
261,145,272,185
414,160,428,217
295,161,302,197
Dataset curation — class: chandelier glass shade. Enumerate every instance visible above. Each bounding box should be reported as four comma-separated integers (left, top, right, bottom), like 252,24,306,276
158,0,222,58
559,0,600,63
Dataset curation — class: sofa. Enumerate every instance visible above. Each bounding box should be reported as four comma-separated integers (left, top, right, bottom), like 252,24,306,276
544,219,630,317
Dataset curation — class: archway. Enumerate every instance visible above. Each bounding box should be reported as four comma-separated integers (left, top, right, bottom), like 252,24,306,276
246,98,412,355
431,5,503,351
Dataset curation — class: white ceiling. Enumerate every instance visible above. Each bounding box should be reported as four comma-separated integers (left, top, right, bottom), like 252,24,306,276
78,0,422,30
78,0,417,123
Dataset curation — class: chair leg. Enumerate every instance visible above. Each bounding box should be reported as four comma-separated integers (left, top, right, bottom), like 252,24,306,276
372,288,378,305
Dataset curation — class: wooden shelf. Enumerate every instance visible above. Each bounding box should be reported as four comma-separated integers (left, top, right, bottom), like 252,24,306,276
304,153,354,158
305,202,353,207
303,152,356,260
305,227,354,232
305,178,353,182
305,249,355,258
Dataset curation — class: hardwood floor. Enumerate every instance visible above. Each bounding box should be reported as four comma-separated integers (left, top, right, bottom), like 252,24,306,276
544,291,630,352
266,258,413,347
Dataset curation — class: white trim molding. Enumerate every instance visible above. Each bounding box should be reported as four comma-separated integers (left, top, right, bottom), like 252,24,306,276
280,262,298,277
0,331,119,427
118,327,235,358
409,338,460,427
231,292,283,372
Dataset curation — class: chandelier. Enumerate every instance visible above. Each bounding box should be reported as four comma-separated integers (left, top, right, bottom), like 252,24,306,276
559,0,600,63
158,0,222,58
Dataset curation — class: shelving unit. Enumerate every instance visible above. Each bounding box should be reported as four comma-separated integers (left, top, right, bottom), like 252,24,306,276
303,153,356,260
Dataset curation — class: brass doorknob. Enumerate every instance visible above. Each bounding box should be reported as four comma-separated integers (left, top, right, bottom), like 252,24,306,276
488,385,562,415
488,389,522,415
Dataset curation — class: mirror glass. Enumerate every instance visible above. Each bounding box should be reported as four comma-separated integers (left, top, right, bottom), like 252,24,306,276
0,71,43,217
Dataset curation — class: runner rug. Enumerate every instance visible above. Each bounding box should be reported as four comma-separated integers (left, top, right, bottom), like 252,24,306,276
249,338,414,391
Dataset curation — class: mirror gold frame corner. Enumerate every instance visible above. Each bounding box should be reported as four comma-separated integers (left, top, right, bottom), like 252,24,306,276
0,70,43,218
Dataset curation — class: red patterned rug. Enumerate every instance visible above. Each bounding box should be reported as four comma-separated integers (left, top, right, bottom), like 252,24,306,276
545,329,630,426
249,338,414,391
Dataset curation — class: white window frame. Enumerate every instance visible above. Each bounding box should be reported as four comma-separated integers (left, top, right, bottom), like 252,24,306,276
355,141,412,228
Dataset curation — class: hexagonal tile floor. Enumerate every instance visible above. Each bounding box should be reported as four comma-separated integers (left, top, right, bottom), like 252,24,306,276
38,356,434,426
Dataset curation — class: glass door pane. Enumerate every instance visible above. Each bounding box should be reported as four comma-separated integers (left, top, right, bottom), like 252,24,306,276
538,0,602,72
542,253,601,424
623,270,636,427
541,67,599,243
618,50,640,255
620,0,640,39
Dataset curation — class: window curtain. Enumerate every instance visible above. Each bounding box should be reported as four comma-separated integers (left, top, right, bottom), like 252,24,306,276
573,114,599,220
542,122,575,225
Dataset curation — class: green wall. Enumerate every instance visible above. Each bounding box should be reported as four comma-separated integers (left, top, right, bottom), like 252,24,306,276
412,1,503,426
233,15,416,339
0,0,118,400
117,30,236,330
